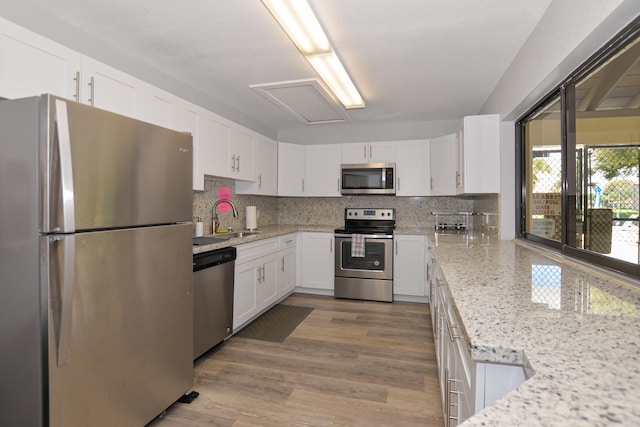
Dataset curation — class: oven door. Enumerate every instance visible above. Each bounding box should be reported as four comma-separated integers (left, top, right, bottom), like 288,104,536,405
334,234,393,281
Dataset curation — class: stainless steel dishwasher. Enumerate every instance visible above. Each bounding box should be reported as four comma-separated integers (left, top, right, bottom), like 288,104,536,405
192,246,236,360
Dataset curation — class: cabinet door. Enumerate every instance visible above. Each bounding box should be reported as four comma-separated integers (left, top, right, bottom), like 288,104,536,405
230,127,254,181
233,259,259,331
300,232,334,290
177,100,204,190
278,248,296,297
341,142,396,164
200,113,231,177
257,256,279,309
341,143,368,163
306,144,342,197
81,56,141,118
395,140,429,196
236,136,278,195
0,17,81,101
140,83,179,129
393,235,426,296
458,114,500,194
369,142,396,163
429,133,457,196
278,142,306,196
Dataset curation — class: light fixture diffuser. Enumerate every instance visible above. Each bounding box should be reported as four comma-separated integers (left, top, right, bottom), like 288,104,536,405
306,52,365,109
261,0,365,110
261,0,330,55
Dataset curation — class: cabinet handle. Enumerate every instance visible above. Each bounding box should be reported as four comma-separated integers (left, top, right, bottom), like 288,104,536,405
302,178,305,192
363,145,367,159
256,266,261,283
281,257,285,272
258,174,262,189
284,239,293,244
445,368,450,427
73,71,80,101
397,177,400,192
395,240,398,255
231,154,236,172
369,144,372,159
456,171,461,187
88,76,95,106
447,317,461,342
236,155,240,172
337,178,340,192
448,377,461,425
330,238,333,253
430,176,434,190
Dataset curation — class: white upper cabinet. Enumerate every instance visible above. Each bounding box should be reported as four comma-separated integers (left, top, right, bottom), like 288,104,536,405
429,133,458,196
140,83,179,129
200,113,231,179
278,142,307,196
229,127,255,181
177,100,204,190
0,17,81,101
456,114,500,194
341,142,396,164
395,139,430,196
81,56,142,118
236,136,278,196
306,144,342,197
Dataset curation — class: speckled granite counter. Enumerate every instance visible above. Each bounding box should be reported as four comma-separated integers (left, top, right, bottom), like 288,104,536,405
427,231,640,426
192,224,337,254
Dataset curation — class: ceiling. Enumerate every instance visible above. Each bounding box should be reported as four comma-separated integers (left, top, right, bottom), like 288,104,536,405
22,0,553,132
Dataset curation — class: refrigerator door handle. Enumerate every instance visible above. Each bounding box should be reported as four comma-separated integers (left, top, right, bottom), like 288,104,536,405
54,99,76,233
55,234,75,367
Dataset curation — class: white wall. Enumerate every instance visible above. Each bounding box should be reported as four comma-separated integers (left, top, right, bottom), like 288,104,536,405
480,0,639,240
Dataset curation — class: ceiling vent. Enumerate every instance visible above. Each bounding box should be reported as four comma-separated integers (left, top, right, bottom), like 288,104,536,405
250,79,350,125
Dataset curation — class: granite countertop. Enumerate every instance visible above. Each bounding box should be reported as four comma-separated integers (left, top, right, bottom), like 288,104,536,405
192,224,337,254
429,232,640,426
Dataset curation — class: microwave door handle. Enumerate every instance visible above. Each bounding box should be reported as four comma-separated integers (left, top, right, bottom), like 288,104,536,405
54,99,76,233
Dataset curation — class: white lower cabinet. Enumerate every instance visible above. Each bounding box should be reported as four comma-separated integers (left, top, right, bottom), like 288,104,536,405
433,258,526,425
233,237,279,331
393,235,427,296
299,232,334,291
277,234,297,297
233,234,298,331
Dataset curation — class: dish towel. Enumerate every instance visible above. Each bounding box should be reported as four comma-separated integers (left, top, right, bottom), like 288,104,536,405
351,234,366,257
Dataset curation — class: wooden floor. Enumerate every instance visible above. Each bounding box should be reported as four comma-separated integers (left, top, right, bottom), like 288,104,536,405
149,293,444,427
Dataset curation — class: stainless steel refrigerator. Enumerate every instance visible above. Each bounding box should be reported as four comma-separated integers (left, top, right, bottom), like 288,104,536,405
0,95,194,426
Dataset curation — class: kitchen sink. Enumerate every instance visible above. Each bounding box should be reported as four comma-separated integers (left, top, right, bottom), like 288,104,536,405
218,230,262,238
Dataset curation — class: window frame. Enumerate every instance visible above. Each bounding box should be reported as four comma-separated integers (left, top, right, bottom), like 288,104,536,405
516,17,640,279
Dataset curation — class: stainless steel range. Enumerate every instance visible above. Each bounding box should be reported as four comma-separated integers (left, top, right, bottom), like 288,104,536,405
334,208,395,302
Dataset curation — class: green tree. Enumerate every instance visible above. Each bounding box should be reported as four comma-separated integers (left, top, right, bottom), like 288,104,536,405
592,147,639,180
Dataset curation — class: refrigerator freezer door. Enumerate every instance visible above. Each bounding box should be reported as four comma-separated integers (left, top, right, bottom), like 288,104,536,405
43,95,193,233
46,224,193,427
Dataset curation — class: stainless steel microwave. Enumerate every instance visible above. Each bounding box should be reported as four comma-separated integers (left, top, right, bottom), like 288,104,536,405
340,163,395,195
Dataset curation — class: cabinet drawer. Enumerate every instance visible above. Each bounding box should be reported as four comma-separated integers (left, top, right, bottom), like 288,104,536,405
279,233,297,250
235,237,279,264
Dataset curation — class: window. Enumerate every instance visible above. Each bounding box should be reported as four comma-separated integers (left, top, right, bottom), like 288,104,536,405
518,19,640,278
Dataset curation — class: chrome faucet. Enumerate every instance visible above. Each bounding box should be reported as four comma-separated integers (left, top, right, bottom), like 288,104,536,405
212,199,238,234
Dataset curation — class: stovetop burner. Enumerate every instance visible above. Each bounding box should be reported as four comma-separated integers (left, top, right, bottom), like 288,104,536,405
336,208,396,235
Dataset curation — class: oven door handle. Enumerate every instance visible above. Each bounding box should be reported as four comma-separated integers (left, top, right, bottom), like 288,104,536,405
334,233,394,239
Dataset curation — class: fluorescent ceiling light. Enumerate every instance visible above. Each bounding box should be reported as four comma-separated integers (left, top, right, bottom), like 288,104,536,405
306,53,365,109
261,0,365,110
261,0,330,55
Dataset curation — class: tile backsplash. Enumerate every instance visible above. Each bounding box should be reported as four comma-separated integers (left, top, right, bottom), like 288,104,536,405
193,176,499,234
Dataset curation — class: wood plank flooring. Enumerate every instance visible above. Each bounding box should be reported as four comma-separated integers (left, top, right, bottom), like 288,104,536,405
148,294,443,427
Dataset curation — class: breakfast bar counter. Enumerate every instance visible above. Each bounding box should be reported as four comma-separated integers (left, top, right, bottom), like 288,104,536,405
429,233,640,426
